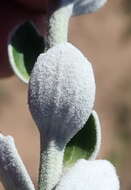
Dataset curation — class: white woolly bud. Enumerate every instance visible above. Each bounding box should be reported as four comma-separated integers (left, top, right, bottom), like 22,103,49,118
56,159,120,190
28,42,95,190
28,42,95,146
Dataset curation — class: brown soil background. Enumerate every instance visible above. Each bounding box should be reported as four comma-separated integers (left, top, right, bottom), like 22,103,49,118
1,0,131,189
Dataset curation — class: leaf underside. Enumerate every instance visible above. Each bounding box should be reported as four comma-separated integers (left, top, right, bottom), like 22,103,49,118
64,113,97,167
10,22,45,81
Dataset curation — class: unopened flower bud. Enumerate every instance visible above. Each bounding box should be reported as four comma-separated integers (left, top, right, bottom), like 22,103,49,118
56,159,120,190
28,42,95,146
28,42,95,190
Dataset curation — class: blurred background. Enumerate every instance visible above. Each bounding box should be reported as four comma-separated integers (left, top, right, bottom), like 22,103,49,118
1,0,131,189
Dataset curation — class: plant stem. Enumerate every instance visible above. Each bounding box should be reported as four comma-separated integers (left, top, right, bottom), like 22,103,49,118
47,3,73,48
38,136,64,190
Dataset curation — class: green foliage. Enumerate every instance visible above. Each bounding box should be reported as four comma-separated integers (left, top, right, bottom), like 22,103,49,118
64,113,97,167
9,22,45,81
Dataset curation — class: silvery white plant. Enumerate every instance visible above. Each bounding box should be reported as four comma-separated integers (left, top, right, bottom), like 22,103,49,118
55,159,119,190
0,42,120,190
48,0,107,47
28,42,96,190
28,42,119,190
0,41,120,190
0,0,120,189
8,0,107,83
0,134,35,190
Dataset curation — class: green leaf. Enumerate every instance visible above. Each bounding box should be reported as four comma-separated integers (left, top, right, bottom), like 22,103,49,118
8,22,45,83
64,110,101,167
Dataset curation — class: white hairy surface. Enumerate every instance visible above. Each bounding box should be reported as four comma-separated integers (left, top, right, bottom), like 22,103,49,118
48,3,73,47
56,159,120,190
28,42,95,145
0,134,35,190
73,0,107,16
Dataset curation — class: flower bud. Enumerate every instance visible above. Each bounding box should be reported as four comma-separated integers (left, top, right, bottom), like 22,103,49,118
28,42,95,146
28,42,95,190
55,159,120,190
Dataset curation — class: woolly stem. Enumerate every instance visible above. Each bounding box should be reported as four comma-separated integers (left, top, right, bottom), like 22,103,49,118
38,136,64,190
47,3,73,48
0,134,35,190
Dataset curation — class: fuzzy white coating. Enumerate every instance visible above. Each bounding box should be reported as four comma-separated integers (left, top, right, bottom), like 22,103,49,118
72,0,107,16
28,42,95,145
0,134,35,190
56,159,120,190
